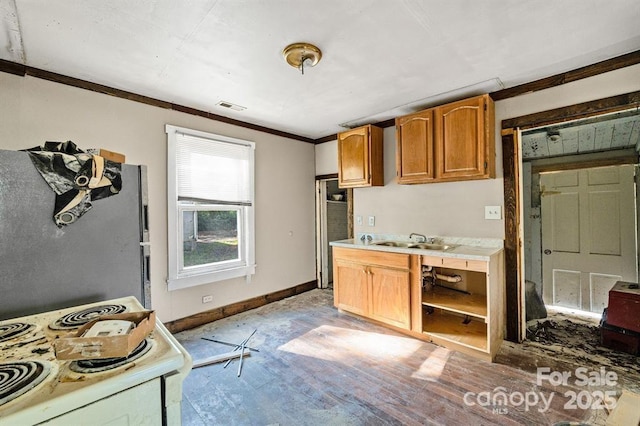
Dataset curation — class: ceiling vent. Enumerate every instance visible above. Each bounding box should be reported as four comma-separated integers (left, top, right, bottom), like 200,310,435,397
216,101,246,111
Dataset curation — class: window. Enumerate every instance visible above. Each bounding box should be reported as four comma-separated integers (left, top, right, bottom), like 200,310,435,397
166,125,255,290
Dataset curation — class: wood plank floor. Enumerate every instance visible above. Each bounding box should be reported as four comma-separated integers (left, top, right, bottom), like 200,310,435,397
175,289,624,425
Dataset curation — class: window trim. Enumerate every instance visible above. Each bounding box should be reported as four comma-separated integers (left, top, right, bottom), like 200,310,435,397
166,124,256,291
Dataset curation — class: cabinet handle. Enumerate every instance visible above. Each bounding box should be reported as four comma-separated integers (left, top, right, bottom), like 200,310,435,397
362,268,367,274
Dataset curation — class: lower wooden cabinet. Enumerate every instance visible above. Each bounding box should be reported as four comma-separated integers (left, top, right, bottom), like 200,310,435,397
334,259,369,316
368,266,411,329
332,245,505,362
333,248,411,330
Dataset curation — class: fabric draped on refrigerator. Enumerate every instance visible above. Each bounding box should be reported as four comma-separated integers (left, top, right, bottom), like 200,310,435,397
24,141,122,227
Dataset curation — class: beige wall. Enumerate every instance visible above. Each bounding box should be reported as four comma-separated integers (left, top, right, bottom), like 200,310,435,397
0,73,317,322
316,64,640,240
2,63,639,323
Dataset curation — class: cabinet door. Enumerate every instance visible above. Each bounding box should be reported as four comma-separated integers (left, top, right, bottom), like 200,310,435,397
338,126,370,187
436,95,488,180
396,109,435,184
333,259,369,315
338,125,383,188
368,266,411,329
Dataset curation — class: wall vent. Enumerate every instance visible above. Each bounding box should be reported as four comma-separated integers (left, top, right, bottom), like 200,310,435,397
216,101,246,111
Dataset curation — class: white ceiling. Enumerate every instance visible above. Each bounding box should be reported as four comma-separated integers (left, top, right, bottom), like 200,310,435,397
2,0,640,140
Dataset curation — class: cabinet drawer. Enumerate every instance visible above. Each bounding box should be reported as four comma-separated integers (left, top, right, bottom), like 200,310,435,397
421,255,487,273
442,258,487,272
421,255,444,267
333,247,410,270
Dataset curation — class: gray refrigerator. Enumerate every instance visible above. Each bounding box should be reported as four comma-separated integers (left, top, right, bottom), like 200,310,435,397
0,149,150,320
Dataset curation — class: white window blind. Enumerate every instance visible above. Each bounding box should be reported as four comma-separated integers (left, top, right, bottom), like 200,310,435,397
176,133,252,206
166,124,256,291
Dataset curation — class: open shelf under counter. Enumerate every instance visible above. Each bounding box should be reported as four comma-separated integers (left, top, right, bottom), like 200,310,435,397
422,308,488,352
422,286,487,320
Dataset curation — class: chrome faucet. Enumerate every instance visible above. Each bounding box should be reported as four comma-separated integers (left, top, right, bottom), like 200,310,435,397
409,233,427,243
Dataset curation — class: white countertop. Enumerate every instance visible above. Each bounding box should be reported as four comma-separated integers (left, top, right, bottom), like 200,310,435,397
330,237,503,261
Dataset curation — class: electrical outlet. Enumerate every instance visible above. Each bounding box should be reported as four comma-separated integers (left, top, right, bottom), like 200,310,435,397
356,215,363,226
368,216,375,226
485,206,502,220
202,295,213,304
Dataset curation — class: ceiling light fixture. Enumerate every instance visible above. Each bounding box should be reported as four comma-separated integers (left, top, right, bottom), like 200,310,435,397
282,43,322,75
547,130,561,142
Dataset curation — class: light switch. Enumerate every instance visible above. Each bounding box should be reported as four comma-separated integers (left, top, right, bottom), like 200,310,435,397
356,215,363,226
368,216,375,226
485,206,502,220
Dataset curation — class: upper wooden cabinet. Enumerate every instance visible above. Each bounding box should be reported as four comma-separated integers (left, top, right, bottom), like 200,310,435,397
395,94,495,184
337,125,383,188
396,109,435,184
436,95,495,180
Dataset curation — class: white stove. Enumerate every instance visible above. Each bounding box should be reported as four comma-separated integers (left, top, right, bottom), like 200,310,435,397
0,296,192,425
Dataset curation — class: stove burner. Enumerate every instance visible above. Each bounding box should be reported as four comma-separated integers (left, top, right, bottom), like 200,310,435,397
0,361,51,406
69,338,154,373
49,304,127,330
0,323,36,343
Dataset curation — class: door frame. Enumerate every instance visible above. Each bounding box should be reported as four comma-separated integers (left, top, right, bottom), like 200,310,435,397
501,89,640,342
315,174,353,288
315,179,329,288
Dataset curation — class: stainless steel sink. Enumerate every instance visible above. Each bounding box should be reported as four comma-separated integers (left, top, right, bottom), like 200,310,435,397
372,241,414,248
409,243,452,251
372,241,453,251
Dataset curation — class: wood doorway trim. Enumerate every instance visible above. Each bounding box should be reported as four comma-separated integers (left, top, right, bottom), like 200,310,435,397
501,90,640,343
315,173,354,239
502,129,522,342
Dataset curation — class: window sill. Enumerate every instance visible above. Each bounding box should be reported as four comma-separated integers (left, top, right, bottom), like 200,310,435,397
167,264,256,291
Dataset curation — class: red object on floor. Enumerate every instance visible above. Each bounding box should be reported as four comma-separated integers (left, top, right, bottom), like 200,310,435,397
601,309,640,356
607,281,640,333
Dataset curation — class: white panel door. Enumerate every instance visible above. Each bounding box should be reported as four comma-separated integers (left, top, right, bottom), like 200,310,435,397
541,165,637,313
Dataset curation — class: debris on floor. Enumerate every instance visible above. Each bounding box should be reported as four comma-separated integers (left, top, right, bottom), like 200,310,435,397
194,329,258,377
192,350,251,368
524,316,640,383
